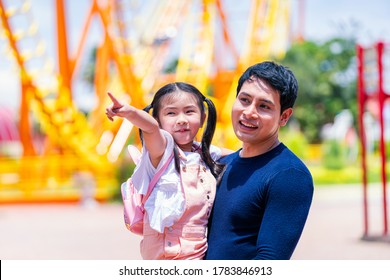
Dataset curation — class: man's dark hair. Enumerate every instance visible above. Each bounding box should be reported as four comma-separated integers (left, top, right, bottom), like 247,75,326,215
236,61,298,114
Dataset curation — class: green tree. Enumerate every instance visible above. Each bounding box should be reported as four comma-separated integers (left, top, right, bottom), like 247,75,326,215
277,37,357,143
82,47,97,86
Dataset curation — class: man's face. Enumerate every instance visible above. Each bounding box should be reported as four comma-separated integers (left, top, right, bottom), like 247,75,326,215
231,78,291,147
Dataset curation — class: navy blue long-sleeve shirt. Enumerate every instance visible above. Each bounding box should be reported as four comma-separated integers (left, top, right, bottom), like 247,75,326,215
205,143,313,260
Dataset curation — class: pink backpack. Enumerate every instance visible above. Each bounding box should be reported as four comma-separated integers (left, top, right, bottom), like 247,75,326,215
121,145,174,235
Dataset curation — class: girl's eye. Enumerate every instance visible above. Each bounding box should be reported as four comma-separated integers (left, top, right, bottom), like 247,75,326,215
167,111,176,115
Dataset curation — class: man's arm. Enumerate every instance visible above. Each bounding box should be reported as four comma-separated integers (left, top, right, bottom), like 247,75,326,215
254,168,314,259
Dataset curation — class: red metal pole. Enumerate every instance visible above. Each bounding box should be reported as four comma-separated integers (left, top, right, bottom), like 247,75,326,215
357,44,369,237
377,41,388,236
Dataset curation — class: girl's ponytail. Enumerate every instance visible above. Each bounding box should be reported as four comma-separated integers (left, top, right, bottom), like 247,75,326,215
138,104,153,145
201,97,225,178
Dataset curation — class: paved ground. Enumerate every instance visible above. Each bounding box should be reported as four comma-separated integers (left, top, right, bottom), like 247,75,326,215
292,183,390,259
1,183,390,260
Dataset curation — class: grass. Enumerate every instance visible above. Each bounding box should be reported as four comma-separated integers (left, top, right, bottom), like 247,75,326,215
306,154,388,186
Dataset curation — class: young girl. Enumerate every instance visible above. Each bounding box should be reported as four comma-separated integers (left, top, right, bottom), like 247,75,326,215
106,82,230,260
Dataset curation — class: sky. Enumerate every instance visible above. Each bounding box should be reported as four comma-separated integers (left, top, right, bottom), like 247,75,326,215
301,0,390,44
1,0,390,110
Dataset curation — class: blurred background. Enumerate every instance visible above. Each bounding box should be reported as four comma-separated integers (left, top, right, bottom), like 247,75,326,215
1,0,390,259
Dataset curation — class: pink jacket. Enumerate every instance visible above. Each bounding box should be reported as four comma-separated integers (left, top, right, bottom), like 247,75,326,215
140,154,216,260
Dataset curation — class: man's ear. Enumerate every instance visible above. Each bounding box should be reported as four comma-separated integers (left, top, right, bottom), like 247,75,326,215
279,108,293,126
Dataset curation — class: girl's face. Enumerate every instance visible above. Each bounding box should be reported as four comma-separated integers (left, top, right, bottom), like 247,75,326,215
157,91,205,152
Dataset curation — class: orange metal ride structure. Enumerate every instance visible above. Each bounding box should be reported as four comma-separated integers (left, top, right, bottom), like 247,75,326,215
0,0,291,203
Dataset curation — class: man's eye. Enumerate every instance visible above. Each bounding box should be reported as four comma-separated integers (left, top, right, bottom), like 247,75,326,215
259,104,270,109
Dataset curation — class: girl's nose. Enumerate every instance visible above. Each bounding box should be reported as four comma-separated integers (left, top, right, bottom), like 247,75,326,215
176,114,188,125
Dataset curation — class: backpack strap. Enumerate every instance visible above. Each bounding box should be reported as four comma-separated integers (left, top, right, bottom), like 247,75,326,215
141,152,174,204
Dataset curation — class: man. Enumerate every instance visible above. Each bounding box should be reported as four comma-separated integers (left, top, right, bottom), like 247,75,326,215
206,61,314,260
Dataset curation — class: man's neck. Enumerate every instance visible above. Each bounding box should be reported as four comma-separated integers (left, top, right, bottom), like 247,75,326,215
240,139,280,158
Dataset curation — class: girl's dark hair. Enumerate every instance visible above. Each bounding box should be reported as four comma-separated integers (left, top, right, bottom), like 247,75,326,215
141,82,224,178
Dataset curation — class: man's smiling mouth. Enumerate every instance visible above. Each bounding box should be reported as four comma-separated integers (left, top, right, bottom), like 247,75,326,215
239,120,258,129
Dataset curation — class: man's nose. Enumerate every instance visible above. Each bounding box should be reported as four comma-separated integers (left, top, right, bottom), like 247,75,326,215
243,104,258,118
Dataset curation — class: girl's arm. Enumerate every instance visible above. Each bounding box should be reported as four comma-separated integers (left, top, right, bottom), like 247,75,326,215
220,147,234,157
105,92,166,167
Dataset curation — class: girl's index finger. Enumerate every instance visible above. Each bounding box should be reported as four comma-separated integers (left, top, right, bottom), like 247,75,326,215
107,92,122,107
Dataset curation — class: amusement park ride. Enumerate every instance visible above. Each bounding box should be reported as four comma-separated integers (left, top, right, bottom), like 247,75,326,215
0,0,292,202
357,41,390,241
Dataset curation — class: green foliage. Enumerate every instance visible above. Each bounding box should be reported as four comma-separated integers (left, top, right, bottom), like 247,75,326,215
277,37,358,143
309,164,362,185
110,156,136,201
82,47,97,86
321,140,346,170
308,152,390,185
280,123,309,159
163,58,179,73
